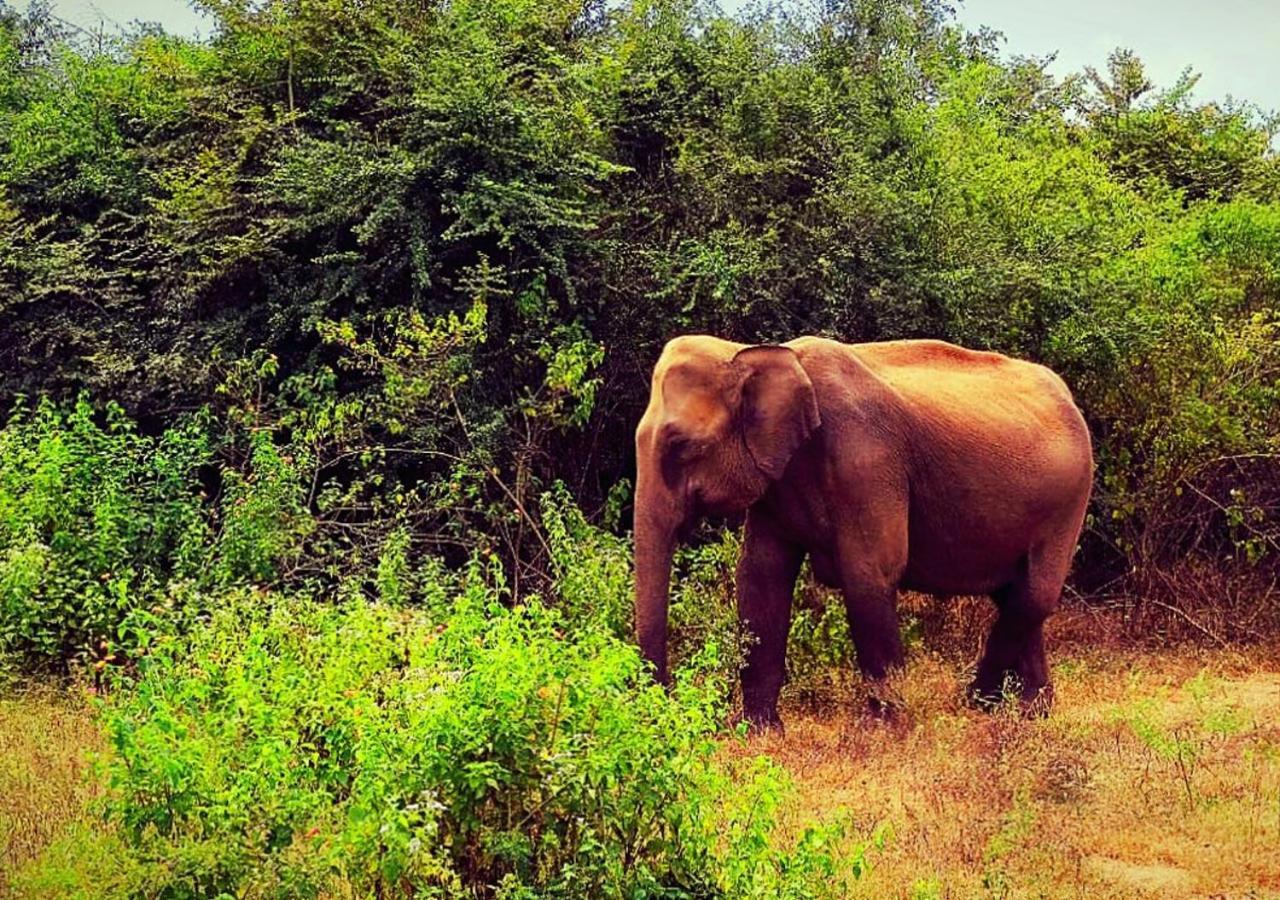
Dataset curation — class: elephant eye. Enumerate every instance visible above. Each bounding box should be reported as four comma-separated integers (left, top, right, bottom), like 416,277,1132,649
663,431,704,461
659,431,700,490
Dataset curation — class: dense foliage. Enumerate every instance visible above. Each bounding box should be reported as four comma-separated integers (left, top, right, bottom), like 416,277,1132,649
3,0,1277,614
0,395,304,667
19,586,878,897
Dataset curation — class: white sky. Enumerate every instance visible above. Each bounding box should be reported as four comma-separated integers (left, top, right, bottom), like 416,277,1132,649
14,0,213,36
12,0,1280,113
952,0,1280,114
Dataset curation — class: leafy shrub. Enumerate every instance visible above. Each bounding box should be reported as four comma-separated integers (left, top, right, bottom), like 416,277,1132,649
542,481,634,637
0,391,332,670
0,397,213,667
26,576,874,897
666,530,747,682
1051,199,1280,582
783,580,858,709
210,428,314,586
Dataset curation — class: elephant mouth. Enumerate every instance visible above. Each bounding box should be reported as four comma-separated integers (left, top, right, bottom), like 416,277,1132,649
677,504,744,542
669,481,747,543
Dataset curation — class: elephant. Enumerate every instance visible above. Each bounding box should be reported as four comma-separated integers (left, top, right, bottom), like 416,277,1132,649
633,335,1093,730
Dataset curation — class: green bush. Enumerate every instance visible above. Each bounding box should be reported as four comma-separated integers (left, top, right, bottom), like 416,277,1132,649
0,397,213,666
783,584,858,708
21,577,875,898
0,393,326,669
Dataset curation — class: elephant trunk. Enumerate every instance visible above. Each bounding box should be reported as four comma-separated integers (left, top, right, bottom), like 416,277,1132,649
634,463,681,685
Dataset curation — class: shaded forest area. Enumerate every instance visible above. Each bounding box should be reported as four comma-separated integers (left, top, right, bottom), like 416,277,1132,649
1,1,1279,894
3,0,1279,646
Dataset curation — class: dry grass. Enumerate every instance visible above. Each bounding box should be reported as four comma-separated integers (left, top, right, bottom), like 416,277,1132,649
0,683,103,896
3,601,1280,898
726,600,1280,898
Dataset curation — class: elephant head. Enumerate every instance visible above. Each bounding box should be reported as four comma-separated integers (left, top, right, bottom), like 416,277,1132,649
633,336,821,683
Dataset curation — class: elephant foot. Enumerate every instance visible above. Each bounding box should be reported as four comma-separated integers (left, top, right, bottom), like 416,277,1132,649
966,674,1016,712
865,694,901,722
1019,682,1054,718
864,679,904,722
966,674,1053,718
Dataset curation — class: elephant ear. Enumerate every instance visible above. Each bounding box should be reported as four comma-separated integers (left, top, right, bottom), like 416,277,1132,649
733,345,821,479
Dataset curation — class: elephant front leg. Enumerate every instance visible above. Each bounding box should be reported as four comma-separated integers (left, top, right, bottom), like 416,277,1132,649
736,511,805,732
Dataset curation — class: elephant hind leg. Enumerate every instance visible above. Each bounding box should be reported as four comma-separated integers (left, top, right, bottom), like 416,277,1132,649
969,541,1074,716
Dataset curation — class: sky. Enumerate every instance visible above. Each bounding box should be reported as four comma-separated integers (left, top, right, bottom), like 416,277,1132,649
12,0,1280,113
952,0,1280,114
15,0,213,37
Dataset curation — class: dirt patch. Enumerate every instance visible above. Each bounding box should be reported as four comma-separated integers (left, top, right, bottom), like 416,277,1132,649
1085,856,1194,895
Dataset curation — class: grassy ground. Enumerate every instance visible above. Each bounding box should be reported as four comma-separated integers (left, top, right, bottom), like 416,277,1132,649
0,681,104,897
3,603,1279,898
730,600,1280,898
